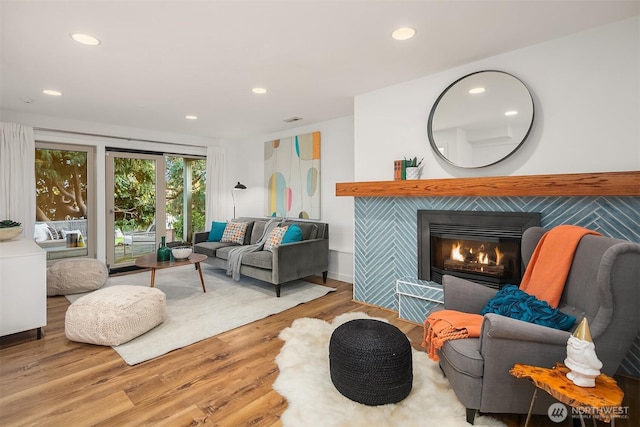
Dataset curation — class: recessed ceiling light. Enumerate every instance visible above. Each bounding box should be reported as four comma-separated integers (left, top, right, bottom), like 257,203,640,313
185,115,198,120
252,87,268,94
42,89,63,96
505,110,518,116
468,87,485,94
391,27,416,41
71,33,101,46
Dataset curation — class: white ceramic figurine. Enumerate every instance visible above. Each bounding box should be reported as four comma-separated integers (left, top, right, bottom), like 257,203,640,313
564,318,603,387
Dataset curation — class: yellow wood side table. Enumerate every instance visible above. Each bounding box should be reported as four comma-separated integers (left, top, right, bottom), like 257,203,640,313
510,362,624,427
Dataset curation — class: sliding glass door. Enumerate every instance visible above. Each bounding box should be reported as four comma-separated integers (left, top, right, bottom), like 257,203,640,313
106,151,165,269
105,151,206,270
165,156,207,243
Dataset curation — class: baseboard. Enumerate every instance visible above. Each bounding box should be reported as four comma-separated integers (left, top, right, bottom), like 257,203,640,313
327,271,353,283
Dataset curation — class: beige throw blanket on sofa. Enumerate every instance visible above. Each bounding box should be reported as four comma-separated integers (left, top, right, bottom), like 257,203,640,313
226,218,281,280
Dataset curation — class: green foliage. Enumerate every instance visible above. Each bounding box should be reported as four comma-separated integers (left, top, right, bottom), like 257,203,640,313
404,156,423,168
113,156,206,236
165,157,206,238
37,150,206,239
113,158,157,231
172,211,205,240
0,220,21,228
35,149,88,221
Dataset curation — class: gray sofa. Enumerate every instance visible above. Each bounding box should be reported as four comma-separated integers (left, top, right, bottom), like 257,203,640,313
193,217,329,297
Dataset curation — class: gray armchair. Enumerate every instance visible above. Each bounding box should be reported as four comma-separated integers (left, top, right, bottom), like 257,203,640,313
437,226,640,424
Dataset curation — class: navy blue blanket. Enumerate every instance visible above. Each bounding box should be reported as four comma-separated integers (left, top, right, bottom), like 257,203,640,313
480,285,576,331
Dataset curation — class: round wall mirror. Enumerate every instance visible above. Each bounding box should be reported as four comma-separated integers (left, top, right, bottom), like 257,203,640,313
427,70,534,168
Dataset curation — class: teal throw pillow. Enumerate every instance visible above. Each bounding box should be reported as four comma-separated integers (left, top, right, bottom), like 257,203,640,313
207,221,227,242
281,224,303,244
480,285,576,331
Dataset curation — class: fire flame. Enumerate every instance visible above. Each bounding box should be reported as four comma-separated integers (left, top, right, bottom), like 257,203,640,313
495,246,503,265
450,242,504,265
451,242,464,262
478,252,489,264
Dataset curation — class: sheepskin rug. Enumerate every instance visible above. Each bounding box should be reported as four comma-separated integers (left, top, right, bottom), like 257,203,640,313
273,312,505,427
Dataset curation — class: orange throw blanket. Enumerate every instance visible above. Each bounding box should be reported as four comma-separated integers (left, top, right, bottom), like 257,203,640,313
422,225,600,361
519,225,600,308
422,310,483,361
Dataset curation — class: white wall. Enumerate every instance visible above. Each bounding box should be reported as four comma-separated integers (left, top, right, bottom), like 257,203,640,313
224,116,355,282
354,17,640,181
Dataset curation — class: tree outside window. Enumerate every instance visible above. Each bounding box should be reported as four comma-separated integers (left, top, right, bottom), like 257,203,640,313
166,157,206,241
35,149,87,221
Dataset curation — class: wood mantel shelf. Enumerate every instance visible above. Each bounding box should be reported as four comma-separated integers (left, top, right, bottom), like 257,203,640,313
336,171,640,198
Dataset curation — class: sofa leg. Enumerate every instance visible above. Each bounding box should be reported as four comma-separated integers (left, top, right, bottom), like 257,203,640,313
322,271,328,283
466,408,477,425
275,284,281,297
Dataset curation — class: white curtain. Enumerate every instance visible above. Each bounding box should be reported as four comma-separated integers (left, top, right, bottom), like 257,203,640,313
0,122,36,240
205,145,227,227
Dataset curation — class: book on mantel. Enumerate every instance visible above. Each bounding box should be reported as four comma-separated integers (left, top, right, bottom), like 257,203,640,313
394,160,406,180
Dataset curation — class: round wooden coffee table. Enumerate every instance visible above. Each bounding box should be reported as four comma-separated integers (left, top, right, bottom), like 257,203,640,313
135,253,208,292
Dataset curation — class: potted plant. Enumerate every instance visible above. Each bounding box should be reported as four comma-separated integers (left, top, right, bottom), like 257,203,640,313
404,157,423,180
0,219,23,241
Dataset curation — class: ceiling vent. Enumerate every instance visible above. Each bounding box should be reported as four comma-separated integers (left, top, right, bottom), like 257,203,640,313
283,116,303,123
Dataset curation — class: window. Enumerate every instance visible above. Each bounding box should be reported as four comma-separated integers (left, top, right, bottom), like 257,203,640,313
165,156,207,242
35,143,95,261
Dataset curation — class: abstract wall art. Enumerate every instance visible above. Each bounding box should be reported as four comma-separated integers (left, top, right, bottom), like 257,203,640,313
264,131,321,219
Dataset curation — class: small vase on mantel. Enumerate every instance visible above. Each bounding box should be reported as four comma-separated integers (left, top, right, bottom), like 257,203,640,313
403,156,423,180
157,236,171,262
406,167,420,180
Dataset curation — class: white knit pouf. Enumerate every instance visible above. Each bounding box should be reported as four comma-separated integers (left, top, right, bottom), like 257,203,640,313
65,285,166,346
47,258,109,296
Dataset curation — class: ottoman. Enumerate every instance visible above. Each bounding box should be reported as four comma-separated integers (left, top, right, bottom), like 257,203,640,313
65,285,166,346
329,319,413,406
47,258,108,296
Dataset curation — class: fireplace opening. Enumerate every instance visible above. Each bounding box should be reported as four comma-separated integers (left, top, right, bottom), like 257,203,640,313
418,210,540,289
431,235,519,281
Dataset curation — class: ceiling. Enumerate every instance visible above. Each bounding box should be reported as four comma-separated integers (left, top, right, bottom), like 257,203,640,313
1,1,638,142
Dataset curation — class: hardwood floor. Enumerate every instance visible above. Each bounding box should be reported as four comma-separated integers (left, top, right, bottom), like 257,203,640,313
0,277,637,426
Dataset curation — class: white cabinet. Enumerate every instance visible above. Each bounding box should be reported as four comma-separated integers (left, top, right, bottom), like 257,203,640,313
0,238,47,338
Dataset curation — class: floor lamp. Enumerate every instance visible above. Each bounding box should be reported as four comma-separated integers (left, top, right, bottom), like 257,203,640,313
232,182,247,218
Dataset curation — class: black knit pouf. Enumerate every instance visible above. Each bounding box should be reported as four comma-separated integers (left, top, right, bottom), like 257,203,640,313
329,319,413,406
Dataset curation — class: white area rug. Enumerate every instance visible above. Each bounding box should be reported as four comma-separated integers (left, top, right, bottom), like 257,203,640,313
67,265,334,365
273,312,506,427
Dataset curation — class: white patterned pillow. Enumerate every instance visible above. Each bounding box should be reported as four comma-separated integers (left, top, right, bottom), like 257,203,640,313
264,226,289,252
220,222,248,244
